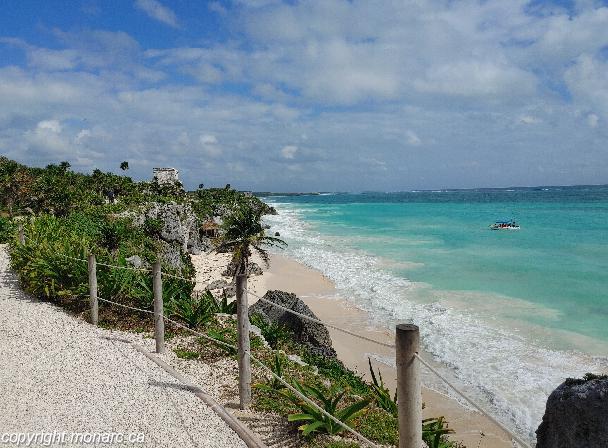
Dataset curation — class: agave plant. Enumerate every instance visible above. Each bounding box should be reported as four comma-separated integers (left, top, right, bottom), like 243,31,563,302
169,292,214,329
422,417,455,448
284,381,370,436
368,358,398,416
255,352,287,392
205,290,237,314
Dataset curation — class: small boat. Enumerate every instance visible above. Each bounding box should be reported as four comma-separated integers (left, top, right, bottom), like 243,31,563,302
490,219,520,230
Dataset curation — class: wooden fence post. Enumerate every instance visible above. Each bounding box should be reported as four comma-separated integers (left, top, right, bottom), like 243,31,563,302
18,224,25,245
87,254,98,326
235,272,251,409
153,260,165,354
396,323,422,448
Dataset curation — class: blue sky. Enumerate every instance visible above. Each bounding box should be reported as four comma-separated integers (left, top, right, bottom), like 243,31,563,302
1,0,607,191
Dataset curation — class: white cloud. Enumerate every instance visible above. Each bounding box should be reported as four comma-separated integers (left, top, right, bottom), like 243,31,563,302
75,129,92,144
406,131,421,146
587,113,599,128
135,0,179,28
281,145,298,159
37,120,62,133
200,134,222,157
520,115,541,125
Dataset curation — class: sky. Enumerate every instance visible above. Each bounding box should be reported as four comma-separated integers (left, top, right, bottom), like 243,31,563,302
0,0,607,192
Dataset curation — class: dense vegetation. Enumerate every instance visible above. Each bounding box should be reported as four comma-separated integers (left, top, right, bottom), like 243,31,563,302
0,156,461,448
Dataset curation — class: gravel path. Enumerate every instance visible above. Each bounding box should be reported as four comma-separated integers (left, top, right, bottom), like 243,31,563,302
0,245,247,448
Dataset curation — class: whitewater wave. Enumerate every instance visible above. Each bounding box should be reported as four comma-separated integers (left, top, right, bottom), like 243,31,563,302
264,201,608,444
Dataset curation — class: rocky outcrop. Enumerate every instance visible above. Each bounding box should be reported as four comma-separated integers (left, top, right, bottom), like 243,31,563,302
205,279,236,297
134,202,204,254
536,374,608,448
248,290,336,358
125,202,207,269
221,260,263,277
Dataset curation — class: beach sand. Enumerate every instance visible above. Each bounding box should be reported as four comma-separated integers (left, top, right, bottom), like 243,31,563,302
192,252,518,448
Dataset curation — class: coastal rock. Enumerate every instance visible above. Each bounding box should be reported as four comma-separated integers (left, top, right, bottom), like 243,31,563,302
125,255,143,269
221,261,264,277
536,374,608,448
248,290,337,358
125,202,204,269
205,279,229,291
131,202,204,255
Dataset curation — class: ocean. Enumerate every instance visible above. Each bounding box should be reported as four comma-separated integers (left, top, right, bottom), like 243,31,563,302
262,186,608,443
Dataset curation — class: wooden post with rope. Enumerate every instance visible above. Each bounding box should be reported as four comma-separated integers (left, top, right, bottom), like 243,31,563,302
87,254,98,326
153,260,165,354
396,323,422,448
236,266,252,409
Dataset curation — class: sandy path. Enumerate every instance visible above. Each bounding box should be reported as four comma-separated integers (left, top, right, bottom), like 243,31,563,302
0,245,247,448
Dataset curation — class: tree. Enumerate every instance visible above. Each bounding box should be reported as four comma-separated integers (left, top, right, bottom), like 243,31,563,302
58,161,71,172
120,161,129,171
215,205,286,274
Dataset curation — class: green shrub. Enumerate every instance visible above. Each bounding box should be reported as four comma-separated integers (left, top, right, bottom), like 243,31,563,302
250,313,291,349
212,290,237,314
0,217,16,243
353,407,398,446
174,348,200,360
254,352,287,392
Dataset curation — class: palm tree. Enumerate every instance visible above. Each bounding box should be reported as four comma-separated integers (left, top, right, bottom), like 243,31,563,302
214,204,286,410
215,205,286,274
120,161,129,171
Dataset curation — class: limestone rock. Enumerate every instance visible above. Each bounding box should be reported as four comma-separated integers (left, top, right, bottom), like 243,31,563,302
248,290,336,358
125,255,143,269
536,374,608,448
221,260,264,277
205,279,229,291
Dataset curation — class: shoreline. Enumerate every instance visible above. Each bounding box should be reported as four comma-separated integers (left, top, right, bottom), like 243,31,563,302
263,253,516,448
192,251,519,447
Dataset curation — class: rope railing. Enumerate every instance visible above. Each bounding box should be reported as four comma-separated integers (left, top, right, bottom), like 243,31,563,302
94,293,378,447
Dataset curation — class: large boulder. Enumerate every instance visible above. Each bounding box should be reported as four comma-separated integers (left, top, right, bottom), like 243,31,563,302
536,374,608,448
249,290,336,358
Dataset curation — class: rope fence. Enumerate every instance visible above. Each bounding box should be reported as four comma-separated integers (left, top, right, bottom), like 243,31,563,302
92,294,379,447
15,223,531,448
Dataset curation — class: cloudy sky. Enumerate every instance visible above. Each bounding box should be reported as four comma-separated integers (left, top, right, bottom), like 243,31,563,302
1,0,607,191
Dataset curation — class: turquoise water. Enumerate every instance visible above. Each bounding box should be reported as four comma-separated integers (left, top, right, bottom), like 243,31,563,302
263,186,608,441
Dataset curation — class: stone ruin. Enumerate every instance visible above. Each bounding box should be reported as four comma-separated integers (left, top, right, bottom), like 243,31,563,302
152,167,179,185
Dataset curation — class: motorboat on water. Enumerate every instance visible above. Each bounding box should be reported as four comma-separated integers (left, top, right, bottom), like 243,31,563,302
490,219,520,230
